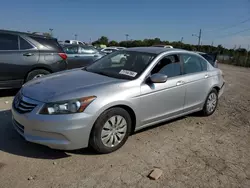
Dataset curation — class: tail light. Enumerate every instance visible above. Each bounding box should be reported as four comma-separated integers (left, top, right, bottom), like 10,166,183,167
58,53,67,60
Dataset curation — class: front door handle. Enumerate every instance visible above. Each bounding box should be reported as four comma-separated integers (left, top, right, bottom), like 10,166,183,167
74,55,80,57
176,80,185,86
205,74,209,78
23,53,34,57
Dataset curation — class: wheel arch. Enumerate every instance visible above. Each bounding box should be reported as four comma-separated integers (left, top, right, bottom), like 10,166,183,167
89,103,137,140
107,104,137,134
213,86,220,93
24,66,53,81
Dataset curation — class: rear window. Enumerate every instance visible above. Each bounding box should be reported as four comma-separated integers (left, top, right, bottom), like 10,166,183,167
30,36,63,52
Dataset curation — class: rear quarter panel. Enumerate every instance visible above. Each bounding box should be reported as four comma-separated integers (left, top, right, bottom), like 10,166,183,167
207,68,224,94
37,52,67,72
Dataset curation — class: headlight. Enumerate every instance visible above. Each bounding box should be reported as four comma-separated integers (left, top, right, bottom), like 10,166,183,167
40,96,96,115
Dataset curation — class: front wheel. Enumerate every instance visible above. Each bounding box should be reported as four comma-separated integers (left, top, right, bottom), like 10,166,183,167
89,107,132,154
202,89,218,116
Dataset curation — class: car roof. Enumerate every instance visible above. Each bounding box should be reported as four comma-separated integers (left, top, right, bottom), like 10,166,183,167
124,47,187,54
0,29,56,40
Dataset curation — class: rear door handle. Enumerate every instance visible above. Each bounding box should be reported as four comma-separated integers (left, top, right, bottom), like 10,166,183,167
205,74,209,78
74,55,80,57
176,80,185,86
23,53,34,57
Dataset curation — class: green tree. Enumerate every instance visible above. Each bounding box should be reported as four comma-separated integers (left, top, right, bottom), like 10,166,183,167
109,40,118,46
98,36,109,45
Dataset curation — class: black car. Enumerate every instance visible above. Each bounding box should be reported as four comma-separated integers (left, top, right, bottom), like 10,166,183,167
196,51,218,68
0,30,68,89
62,44,106,69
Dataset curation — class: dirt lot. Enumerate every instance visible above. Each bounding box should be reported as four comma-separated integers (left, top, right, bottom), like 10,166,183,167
0,64,250,188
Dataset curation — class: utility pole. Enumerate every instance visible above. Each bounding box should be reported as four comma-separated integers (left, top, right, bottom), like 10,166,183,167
192,29,202,50
74,34,78,40
49,28,53,37
180,37,183,43
198,29,201,47
89,38,92,44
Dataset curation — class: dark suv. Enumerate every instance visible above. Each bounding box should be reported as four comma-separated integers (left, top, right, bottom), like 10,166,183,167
0,30,68,89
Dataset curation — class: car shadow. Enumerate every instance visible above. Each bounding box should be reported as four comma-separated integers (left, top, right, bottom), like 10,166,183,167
0,89,19,97
0,110,95,159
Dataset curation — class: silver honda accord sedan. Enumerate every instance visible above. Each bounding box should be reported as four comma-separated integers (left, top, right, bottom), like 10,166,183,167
12,47,225,153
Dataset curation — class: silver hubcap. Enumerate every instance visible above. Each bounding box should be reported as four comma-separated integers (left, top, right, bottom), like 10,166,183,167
101,115,127,147
33,74,44,79
207,93,217,113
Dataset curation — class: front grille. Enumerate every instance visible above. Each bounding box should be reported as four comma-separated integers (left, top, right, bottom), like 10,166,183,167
14,93,37,114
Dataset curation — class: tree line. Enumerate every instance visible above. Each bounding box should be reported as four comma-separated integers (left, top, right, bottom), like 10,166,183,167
92,36,250,67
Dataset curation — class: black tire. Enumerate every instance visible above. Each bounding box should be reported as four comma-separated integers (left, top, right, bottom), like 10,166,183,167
25,69,50,82
89,107,132,154
202,88,218,116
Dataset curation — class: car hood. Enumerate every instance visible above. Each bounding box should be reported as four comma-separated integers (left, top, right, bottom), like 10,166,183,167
21,69,120,102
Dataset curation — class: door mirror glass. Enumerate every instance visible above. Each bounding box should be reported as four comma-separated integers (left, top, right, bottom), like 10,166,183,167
150,73,168,83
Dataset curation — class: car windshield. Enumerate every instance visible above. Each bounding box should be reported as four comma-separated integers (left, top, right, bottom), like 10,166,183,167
85,50,156,80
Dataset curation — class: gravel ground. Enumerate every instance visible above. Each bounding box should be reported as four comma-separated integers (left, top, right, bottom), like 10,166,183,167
0,64,250,188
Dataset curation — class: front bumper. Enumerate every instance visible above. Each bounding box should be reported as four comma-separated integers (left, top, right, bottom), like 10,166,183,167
11,102,95,150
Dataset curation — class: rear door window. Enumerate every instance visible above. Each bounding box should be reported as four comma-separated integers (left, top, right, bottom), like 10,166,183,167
19,37,34,50
181,54,203,74
200,58,208,71
0,33,18,50
63,46,78,54
30,36,63,52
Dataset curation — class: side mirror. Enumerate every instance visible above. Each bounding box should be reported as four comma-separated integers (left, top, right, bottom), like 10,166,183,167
150,73,168,83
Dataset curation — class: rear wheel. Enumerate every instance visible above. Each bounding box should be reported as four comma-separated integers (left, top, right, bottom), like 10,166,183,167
202,89,218,116
89,107,132,154
25,69,50,82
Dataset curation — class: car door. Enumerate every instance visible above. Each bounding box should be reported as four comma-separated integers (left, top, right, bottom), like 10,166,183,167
139,54,186,126
180,53,210,113
0,33,38,83
63,45,79,69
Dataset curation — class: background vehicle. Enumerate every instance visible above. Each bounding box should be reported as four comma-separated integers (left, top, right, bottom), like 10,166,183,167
109,46,126,50
0,30,67,89
12,47,225,154
64,40,85,45
62,44,106,69
152,44,174,48
100,47,120,54
195,51,218,68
